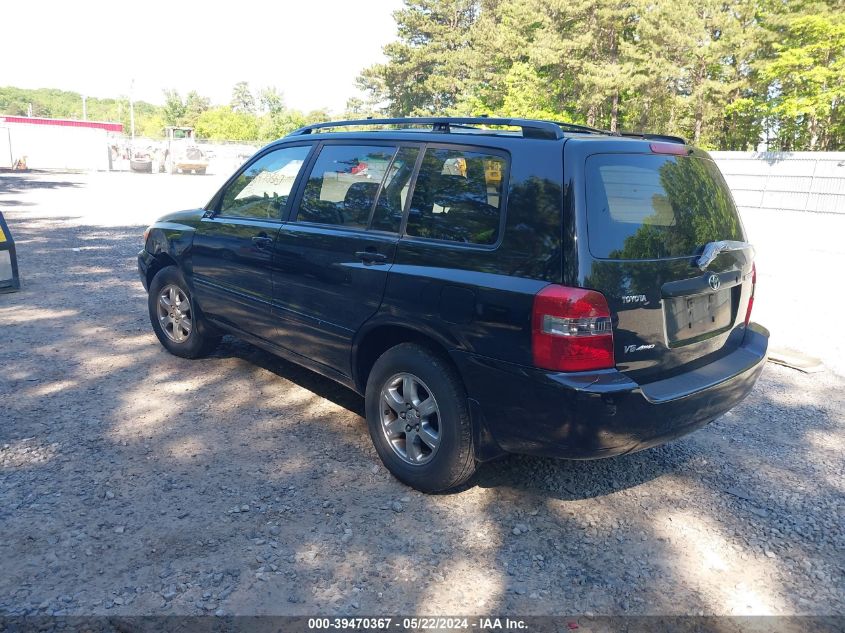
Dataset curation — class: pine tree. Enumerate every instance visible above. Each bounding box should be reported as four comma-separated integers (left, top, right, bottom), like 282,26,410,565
355,0,843,150
230,82,256,114
358,0,480,115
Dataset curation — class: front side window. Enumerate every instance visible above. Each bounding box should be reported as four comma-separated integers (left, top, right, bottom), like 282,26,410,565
405,148,506,245
220,145,311,220
296,145,398,229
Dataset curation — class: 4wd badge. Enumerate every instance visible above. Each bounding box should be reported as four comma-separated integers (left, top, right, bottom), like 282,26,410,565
624,343,656,353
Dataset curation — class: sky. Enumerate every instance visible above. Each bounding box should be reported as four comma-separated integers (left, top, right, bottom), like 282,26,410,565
2,0,402,113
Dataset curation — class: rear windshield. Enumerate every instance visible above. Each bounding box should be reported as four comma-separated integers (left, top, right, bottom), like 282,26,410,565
586,154,744,259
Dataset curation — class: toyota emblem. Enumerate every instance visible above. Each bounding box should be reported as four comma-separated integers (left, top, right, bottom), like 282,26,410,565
708,274,721,291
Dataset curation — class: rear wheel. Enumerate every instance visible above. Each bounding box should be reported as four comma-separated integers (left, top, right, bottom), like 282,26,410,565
148,266,220,358
365,343,476,493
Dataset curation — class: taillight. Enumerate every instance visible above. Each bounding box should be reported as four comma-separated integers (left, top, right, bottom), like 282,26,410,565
744,263,756,325
532,285,615,372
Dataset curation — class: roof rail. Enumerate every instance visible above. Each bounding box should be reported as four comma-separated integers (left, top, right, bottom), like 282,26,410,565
287,117,565,140
619,131,687,144
554,121,614,135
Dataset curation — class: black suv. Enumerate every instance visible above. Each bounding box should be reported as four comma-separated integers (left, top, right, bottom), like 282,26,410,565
138,117,767,493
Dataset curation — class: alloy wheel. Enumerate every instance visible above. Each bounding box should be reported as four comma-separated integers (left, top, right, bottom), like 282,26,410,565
380,372,441,465
156,284,193,343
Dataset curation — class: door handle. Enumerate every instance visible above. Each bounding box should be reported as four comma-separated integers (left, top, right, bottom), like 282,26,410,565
355,249,388,264
252,234,274,249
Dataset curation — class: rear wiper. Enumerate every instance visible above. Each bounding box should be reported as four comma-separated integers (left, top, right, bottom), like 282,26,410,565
697,240,754,270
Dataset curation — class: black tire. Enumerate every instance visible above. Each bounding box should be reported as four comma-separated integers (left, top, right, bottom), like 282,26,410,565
365,343,476,493
147,266,220,358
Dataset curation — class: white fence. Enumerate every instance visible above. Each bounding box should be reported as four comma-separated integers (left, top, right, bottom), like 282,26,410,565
707,152,845,374
710,151,845,215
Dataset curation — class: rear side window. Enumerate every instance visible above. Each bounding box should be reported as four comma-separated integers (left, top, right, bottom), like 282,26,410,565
220,145,311,220
586,154,743,259
405,148,506,245
297,145,397,229
371,147,419,233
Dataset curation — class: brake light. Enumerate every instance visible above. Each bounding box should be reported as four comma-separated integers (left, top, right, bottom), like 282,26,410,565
744,263,756,325
650,142,688,155
532,285,615,372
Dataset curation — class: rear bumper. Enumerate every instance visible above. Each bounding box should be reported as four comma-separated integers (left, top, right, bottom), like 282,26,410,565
454,323,769,459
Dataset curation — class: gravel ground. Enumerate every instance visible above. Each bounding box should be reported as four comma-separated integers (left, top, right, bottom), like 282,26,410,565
0,171,843,617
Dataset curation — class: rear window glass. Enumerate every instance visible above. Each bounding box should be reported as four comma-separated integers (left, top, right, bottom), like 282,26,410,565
586,154,743,259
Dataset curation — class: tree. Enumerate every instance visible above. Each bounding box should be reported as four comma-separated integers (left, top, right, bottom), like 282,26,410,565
162,89,187,126
195,106,260,140
459,0,572,120
344,97,367,119
358,0,481,115
231,81,255,114
359,0,845,150
759,2,845,149
184,91,211,127
262,110,307,139
257,86,285,114
533,0,640,131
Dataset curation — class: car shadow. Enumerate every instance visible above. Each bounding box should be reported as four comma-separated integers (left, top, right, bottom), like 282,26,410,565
210,335,366,418
211,334,688,500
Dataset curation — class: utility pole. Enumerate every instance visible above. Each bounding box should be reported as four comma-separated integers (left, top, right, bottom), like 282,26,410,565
82,95,87,121
129,79,136,148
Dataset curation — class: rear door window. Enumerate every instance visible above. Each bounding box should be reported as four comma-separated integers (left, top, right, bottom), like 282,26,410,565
405,147,506,245
586,154,743,259
296,145,397,229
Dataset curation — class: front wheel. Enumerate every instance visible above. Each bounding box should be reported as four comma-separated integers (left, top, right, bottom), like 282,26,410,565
147,266,220,358
365,343,476,493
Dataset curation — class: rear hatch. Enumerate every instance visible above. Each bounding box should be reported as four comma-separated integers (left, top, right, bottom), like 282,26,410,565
582,145,755,383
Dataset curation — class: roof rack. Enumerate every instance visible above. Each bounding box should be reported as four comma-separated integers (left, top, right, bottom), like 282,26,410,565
287,117,566,140
619,131,687,144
